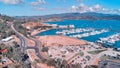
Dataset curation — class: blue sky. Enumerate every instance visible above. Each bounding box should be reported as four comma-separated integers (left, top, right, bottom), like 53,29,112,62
0,0,120,16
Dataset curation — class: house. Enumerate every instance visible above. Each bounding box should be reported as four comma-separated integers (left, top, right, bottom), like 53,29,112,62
1,36,13,42
0,19,3,23
1,59,7,64
0,49,8,54
98,60,120,68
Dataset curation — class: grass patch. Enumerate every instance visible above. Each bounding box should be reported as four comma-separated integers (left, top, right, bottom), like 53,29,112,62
67,51,84,62
88,49,107,55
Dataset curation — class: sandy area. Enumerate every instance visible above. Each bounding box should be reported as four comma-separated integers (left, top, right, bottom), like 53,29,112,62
37,35,87,46
93,58,100,65
27,49,39,62
0,57,13,67
12,35,20,43
23,22,52,36
31,30,41,36
26,38,35,47
31,29,51,36
36,63,54,68
23,22,47,28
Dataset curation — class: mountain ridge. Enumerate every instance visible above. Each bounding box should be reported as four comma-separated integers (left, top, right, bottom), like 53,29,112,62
15,12,120,21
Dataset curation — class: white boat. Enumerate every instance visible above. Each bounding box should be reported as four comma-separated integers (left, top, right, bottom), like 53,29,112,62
97,33,120,44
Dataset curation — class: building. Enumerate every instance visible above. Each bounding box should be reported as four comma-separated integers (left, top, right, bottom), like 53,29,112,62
0,19,3,22
98,60,120,68
1,36,13,42
0,49,8,54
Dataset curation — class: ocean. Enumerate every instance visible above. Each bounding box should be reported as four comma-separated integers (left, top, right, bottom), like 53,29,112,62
37,20,120,48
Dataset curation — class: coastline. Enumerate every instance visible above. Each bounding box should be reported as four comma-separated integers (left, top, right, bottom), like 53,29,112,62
30,28,103,47
30,27,90,47
36,35,87,46
27,22,119,68
30,28,52,36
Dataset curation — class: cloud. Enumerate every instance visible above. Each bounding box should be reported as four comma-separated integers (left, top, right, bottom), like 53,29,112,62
0,0,24,4
57,0,84,3
32,6,47,11
31,0,46,6
31,2,40,6
71,3,120,14
92,4,103,11
75,0,83,2
71,3,89,13
38,0,46,4
105,9,120,14
71,5,78,12
57,0,66,2
37,7,46,11
53,8,69,11
71,3,105,13
78,3,89,13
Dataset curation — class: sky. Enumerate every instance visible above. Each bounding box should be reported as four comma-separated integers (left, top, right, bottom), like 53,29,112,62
0,0,120,16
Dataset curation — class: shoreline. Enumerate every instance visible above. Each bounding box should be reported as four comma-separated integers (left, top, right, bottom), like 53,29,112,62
36,35,87,46
31,28,105,47
30,28,52,36
30,26,108,49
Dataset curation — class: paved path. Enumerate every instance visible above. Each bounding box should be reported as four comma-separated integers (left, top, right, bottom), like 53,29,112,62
88,49,120,65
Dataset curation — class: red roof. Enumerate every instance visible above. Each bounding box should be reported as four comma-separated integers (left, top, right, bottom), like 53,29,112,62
0,49,8,53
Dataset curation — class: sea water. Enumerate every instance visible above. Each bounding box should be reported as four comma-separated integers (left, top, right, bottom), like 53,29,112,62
37,20,120,48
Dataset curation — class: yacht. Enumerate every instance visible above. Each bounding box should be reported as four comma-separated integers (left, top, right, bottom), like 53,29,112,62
97,33,120,44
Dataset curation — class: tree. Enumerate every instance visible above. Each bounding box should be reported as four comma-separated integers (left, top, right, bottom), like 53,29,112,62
75,63,82,68
85,55,91,61
85,65,99,68
47,59,56,67
13,41,18,46
41,46,49,52
60,60,68,68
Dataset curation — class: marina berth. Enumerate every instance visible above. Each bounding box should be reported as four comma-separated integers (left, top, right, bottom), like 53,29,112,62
97,33,120,44
56,28,95,35
70,29,108,38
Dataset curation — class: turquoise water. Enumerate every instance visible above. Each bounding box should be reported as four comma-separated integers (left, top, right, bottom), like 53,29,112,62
37,20,120,48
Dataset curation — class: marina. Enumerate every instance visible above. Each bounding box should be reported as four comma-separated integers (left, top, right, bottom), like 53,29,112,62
69,29,108,38
97,33,120,45
56,28,95,35
38,20,120,48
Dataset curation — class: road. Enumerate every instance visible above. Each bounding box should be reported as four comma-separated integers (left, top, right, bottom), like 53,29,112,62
11,24,28,53
10,23,46,61
88,49,120,65
10,23,32,68
27,37,46,60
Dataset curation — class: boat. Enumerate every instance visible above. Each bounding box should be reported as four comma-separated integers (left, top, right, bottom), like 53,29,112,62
97,33,120,45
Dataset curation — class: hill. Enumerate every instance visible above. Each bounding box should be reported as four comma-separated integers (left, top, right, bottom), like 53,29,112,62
15,12,120,22
0,14,14,22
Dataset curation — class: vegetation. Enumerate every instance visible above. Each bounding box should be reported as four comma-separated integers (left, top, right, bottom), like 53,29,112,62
100,54,120,60
41,46,49,52
0,21,15,40
14,21,27,36
0,14,14,22
67,51,84,62
85,55,91,61
16,12,120,21
88,49,107,54
45,59,82,68
85,65,99,68
0,41,30,68
78,51,84,56
0,14,15,40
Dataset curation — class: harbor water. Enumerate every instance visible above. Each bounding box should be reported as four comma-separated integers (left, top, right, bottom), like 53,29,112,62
37,20,120,48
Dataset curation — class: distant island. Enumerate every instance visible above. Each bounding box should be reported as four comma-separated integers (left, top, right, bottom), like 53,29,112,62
15,12,120,22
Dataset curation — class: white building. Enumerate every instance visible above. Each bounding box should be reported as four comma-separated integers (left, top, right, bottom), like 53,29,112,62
1,36,14,42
